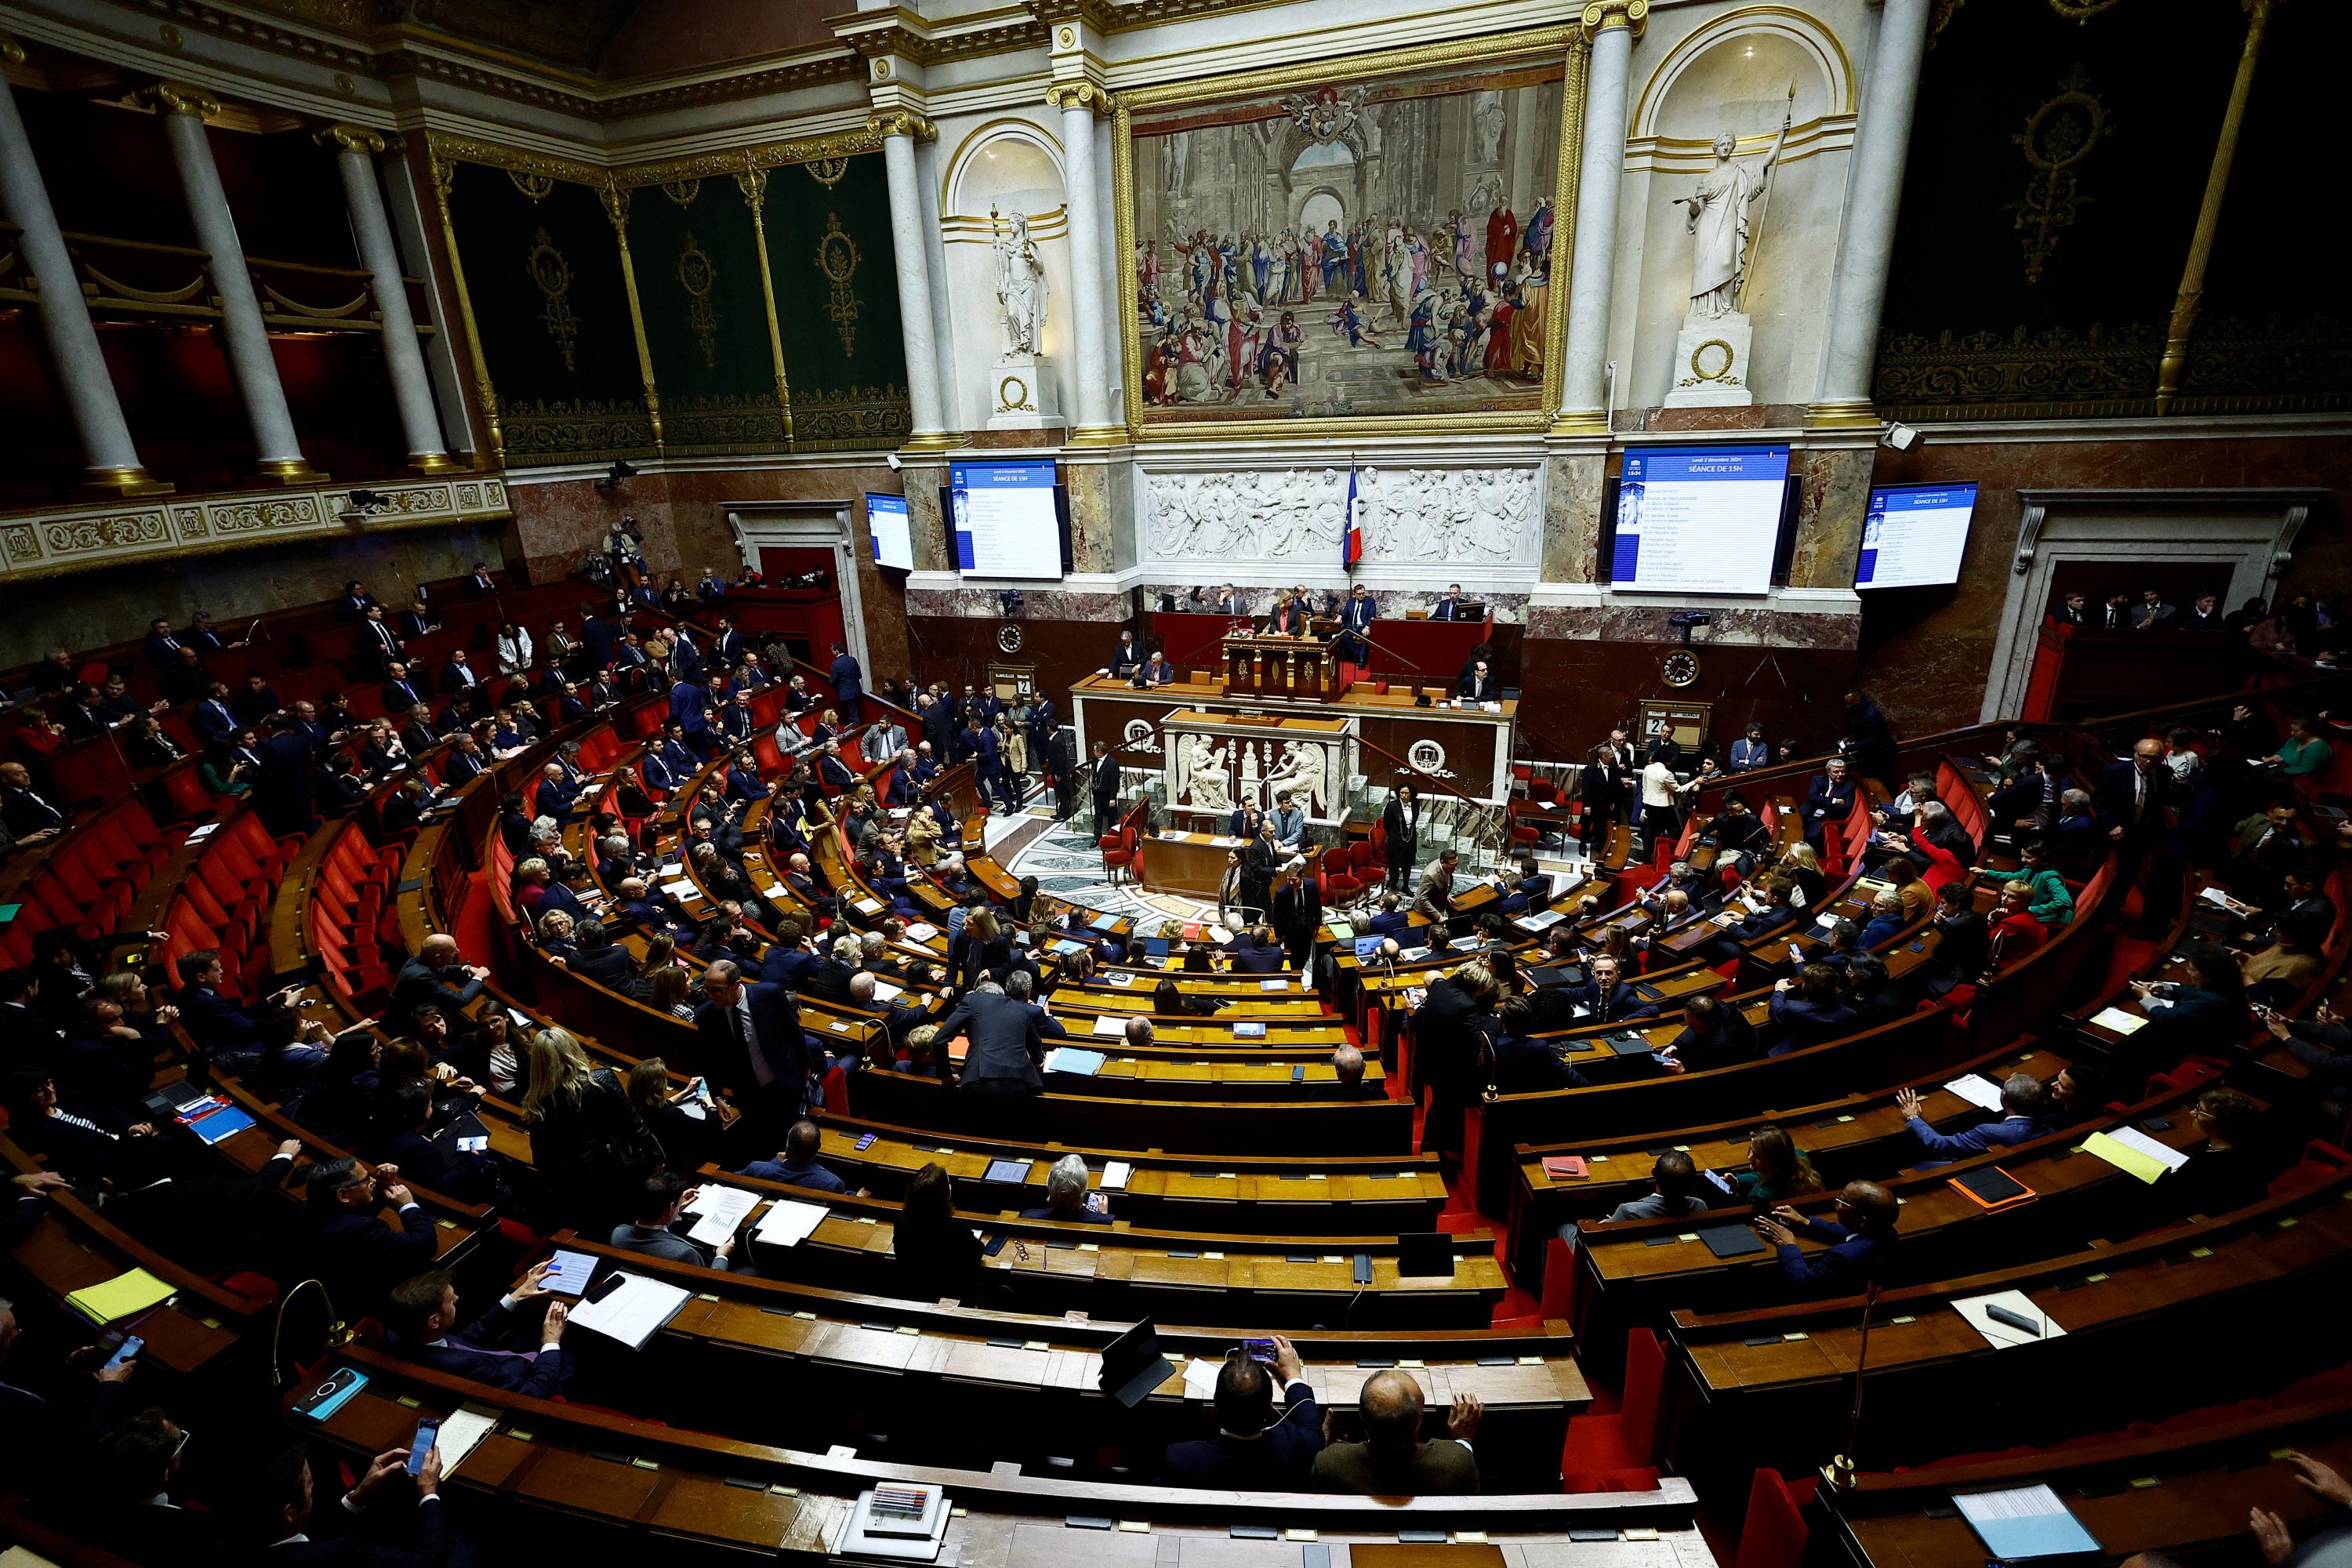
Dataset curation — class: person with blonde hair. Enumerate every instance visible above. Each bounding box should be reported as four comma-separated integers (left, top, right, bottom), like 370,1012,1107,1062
1736,1124,1822,1203
520,1026,660,1227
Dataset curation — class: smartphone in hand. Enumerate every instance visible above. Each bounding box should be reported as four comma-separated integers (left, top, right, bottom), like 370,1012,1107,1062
103,1334,145,1372
408,1417,440,1475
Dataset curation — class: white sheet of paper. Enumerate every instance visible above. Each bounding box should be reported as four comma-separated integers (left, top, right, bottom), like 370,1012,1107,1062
434,1407,499,1474
870,980,904,1002
1182,1357,1222,1399
1091,1014,1127,1037
1943,1074,2008,1113
682,1185,759,1247
1103,1160,1132,1191
567,1272,691,1350
753,1197,829,1247
1952,1289,2067,1350
906,923,938,941
2106,1124,2190,1172
660,879,699,899
2089,1006,2150,1035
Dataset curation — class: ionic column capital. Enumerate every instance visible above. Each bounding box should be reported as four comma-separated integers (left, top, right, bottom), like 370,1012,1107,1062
1579,0,1648,38
1045,80,1116,115
140,80,223,119
314,122,388,155
866,108,937,143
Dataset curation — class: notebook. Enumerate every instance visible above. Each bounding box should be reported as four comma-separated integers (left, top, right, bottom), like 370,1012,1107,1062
185,1102,256,1145
1953,1483,2101,1559
568,1272,691,1350
1044,1047,1107,1076
1541,1156,1588,1181
65,1268,176,1326
1697,1224,1769,1259
1948,1165,2036,1213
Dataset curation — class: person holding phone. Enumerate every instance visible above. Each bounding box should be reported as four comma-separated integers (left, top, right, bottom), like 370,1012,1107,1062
1158,1332,1321,1487
384,1265,572,1397
253,1436,471,1563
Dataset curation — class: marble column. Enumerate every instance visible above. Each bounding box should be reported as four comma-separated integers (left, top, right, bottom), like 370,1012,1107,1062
1809,0,1930,427
1050,82,1117,440
0,39,168,495
1554,2,1644,430
872,110,953,448
148,82,322,482
321,125,457,474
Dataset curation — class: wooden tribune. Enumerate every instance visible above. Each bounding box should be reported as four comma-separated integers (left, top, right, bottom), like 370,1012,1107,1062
1221,630,1334,700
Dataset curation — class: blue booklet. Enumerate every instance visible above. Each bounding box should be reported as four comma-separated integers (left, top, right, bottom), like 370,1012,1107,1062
1044,1047,1106,1076
1954,1485,2102,1559
187,1104,256,1146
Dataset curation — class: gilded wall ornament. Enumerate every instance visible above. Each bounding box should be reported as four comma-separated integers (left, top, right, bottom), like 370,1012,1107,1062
509,169,557,202
676,232,720,368
805,157,850,188
660,179,702,207
816,214,862,358
2008,65,2112,284
525,226,581,372
2048,0,2126,20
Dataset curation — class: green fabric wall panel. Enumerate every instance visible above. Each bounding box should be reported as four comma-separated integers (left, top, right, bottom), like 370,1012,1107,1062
445,162,655,462
622,177,788,456
760,153,912,450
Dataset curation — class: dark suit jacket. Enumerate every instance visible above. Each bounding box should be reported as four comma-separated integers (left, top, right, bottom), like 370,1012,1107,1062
1776,1214,1896,1291
2095,758,2170,840
1800,773,1858,836
1160,1383,1324,1486
389,958,487,1033
1667,1011,1761,1072
695,983,811,1104
1767,990,1860,1054
938,990,1056,1091
1568,979,1658,1024
1457,672,1498,700
1091,753,1121,802
402,1301,571,1398
1490,1033,1590,1094
1907,1111,2053,1160
179,984,269,1054
1382,794,1421,865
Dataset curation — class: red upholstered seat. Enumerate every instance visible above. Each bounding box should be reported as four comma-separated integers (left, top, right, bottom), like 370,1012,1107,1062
1559,1327,1668,1492
1733,1469,1809,1568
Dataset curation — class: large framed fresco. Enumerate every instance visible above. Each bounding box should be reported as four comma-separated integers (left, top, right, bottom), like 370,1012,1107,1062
1114,30,1582,439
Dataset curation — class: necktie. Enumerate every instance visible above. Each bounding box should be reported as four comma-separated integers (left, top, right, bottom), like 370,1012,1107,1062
735,1004,774,1086
162,636,178,652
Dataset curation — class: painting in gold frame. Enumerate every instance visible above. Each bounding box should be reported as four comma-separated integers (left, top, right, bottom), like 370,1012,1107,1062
1114,31,1582,440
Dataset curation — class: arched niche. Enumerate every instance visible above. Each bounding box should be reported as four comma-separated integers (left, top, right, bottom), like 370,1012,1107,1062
939,118,1073,421
1617,7,1860,411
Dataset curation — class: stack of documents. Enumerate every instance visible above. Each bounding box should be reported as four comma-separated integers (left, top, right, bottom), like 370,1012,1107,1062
66,1269,175,1326
2081,1127,2189,1183
753,1199,829,1249
682,1186,759,1247
567,1272,690,1350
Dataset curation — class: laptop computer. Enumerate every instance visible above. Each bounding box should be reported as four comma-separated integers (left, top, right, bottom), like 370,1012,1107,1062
1396,1232,1456,1279
1098,1318,1177,1407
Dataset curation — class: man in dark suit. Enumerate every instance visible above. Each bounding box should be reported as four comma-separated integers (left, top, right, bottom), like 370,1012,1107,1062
1135,650,1177,687
670,671,717,755
1567,954,1658,1026
580,609,615,672
1754,1181,1900,1292
669,624,705,684
1657,993,1759,1073
254,1435,473,1563
1382,783,1421,894
2180,592,2225,632
192,682,241,744
1160,1334,1323,1487
141,616,187,669
387,1264,571,1397
437,649,480,704
1701,877,1803,964
1105,630,1145,679
1842,690,1899,786
1897,1073,2055,1160
463,561,499,597
83,1410,227,1563
1431,583,1465,621
2130,588,2176,630
696,958,811,1136
335,580,376,620
707,615,745,670
1798,756,1858,849
1365,891,1414,937
292,1158,437,1302
379,662,426,717
1456,658,1498,702
353,604,404,677
1225,925,1286,975
937,971,1062,1119
1335,585,1377,664
1089,739,1122,842
827,641,864,724
2096,736,2172,898
387,935,490,1033
2052,590,2090,626
172,949,309,1066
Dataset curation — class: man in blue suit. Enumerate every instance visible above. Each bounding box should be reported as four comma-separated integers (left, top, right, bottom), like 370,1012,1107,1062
534,762,579,821
695,958,812,1138
1798,756,1857,849
387,1264,572,1397
1567,953,1659,1025
1896,1075,2055,1159
968,715,1017,812
141,617,188,669
655,721,699,780
828,641,864,725
670,625,704,684
1755,1181,1899,1293
1365,891,1414,937
1159,1334,1323,1487
193,683,240,743
1430,583,1464,621
670,672,718,756
1336,584,1378,663
582,609,615,671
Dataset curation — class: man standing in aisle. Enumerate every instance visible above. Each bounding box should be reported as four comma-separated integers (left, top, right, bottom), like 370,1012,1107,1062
827,642,864,725
1090,739,1121,842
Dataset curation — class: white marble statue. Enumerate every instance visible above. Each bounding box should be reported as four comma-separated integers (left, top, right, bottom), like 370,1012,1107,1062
1183,735,1233,809
992,207,1049,357
1470,91,1506,165
1677,129,1782,322
1263,739,1329,817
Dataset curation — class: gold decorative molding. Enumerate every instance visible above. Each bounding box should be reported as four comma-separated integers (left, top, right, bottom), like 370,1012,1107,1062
1,31,24,67
611,129,887,190
1044,80,1117,114
1929,0,1966,47
0,476,509,584
1580,0,1650,38
314,122,388,154
2007,65,2112,285
1114,24,1581,114
735,164,796,448
815,213,863,360
600,181,665,456
423,132,604,191
138,80,223,118
426,149,506,466
866,109,938,143
2157,0,2274,414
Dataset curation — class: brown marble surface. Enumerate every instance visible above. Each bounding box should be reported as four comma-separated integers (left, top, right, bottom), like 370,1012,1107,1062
1541,448,1605,583
1786,445,1875,591
1525,603,1857,650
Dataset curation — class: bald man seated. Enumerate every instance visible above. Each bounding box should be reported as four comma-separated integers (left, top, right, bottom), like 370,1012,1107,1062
1310,1370,1482,1494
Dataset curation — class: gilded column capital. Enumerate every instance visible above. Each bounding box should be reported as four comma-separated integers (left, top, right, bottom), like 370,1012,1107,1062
314,122,388,155
1045,80,1116,115
139,80,223,118
866,108,937,142
1578,0,1648,38
2,31,26,67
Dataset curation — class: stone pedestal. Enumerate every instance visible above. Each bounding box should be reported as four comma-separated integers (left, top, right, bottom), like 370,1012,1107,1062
985,356,1063,430
1663,310,1755,408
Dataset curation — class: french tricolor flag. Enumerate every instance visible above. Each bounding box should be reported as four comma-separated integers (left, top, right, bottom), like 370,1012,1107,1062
1343,465,1364,570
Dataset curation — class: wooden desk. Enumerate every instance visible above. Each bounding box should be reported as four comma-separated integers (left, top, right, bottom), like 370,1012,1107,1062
1137,827,1240,896
1221,629,1335,699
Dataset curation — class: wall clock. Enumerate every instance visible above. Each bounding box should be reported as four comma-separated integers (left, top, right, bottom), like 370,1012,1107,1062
1661,649,1701,688
996,622,1024,654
